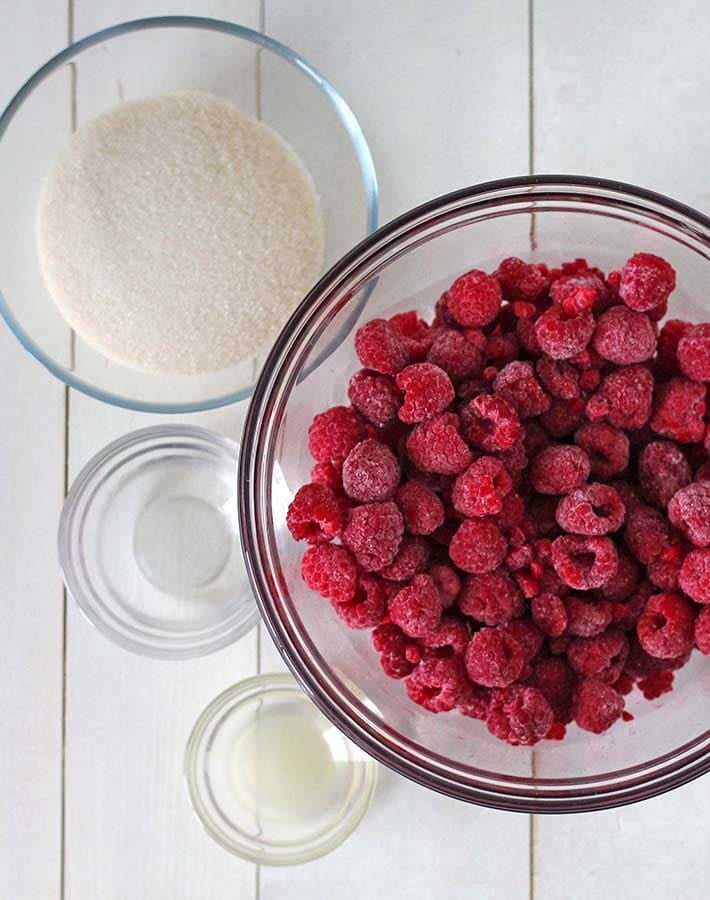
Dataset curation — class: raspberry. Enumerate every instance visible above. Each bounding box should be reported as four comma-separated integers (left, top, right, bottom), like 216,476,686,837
668,481,710,547
308,405,367,463
592,306,656,364
535,305,596,360
449,519,507,574
536,356,580,399
446,269,502,327
638,669,675,700
452,456,512,517
354,318,410,375
310,461,343,494
457,683,492,720
493,361,551,418
539,398,587,438
695,607,710,654
638,441,692,509
624,505,671,564
389,311,435,360
567,628,629,683
372,623,419,679
381,535,430,581
572,679,624,734
678,548,710,604
677,323,710,382
406,412,473,475
650,377,707,443
348,369,402,427
517,315,542,353
458,570,524,625
611,588,649,632
637,592,696,658
565,596,613,637
485,330,520,367
395,362,454,424
574,423,630,477
388,573,442,638
332,573,387,629
395,481,445,536
657,319,693,377
550,270,606,312
502,618,545,663
461,394,522,452
551,535,619,590
619,252,676,313
342,439,401,503
533,657,576,722
342,501,404,571
596,550,640,602
465,628,525,687
625,633,691,678
529,444,590,494
426,329,483,381
287,483,343,544
497,440,528,480
586,365,654,430
486,685,553,746
433,292,457,327
556,483,625,535
406,657,469,712
428,564,462,608
494,257,549,302
531,592,568,637
647,543,686,591
301,544,358,603
423,614,471,658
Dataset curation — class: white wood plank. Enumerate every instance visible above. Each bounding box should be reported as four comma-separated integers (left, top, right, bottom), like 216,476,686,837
534,1,710,896
0,3,68,898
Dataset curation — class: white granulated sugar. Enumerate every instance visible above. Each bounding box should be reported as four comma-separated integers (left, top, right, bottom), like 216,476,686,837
37,91,324,374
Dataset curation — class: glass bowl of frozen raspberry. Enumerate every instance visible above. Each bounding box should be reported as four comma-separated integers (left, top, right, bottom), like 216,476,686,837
240,176,710,813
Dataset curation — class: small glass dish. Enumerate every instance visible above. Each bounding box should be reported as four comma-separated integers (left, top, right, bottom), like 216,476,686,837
184,673,377,865
58,425,257,658
0,16,378,413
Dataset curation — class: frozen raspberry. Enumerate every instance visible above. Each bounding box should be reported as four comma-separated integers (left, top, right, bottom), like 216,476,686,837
423,614,471,658
342,439,400,503
396,363,454,423
389,311,435,360
586,365,654,430
530,445,590,495
457,683,492,720
619,252,676,313
461,394,522,452
539,398,587,438
406,657,469,712
517,314,542,353
465,628,525,687
354,318,410,375
536,356,580,399
651,377,707,443
573,423,630,478
572,679,624,734
638,441,692,509
625,632,691,678
638,669,675,700
493,361,550,418
452,456,512,517
495,257,549,302
668,481,710,547
406,412,473,475
449,519,507,574
647,543,687,591
624,505,671,564
695,607,710,654
533,657,576,722
308,405,367,464
679,548,710,604
395,481,444,536
486,685,553,746
611,587,650,632
372,623,419,679
485,330,520,367
502,618,544,663
332,573,387,629
287,483,343,544
552,535,618,590
657,319,693,377
567,628,629,683
342,501,403,571
678,324,710,382
310,461,343,494
592,306,657,364
428,564,462,608
565,596,614,637
446,269,502,327
381,535,430,581
388,573,442,638
535,306,595,360
498,441,528,481
556,483,625,535
531,592,568,637
426,329,483,381
550,270,606,313
637,592,696,658
596,550,639,602
348,370,402,427
458,570,524,625
301,544,358,603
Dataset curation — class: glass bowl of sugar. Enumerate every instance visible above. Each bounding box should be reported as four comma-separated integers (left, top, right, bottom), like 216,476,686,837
0,16,378,412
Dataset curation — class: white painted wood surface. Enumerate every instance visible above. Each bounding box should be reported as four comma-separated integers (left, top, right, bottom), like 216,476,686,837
1,1,709,899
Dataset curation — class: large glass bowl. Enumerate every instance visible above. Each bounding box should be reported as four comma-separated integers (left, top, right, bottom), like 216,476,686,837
0,16,377,413
240,176,710,813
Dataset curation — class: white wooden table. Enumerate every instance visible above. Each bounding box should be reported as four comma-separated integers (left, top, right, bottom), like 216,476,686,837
1,1,709,897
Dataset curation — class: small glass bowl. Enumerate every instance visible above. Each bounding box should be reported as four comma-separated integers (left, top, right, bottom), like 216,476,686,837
0,16,378,413
59,425,258,659
184,673,377,865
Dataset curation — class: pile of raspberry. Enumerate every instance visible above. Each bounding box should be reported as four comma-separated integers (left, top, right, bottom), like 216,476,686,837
286,252,710,746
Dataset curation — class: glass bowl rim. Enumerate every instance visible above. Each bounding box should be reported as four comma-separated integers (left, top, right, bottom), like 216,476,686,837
239,174,710,813
0,14,379,414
